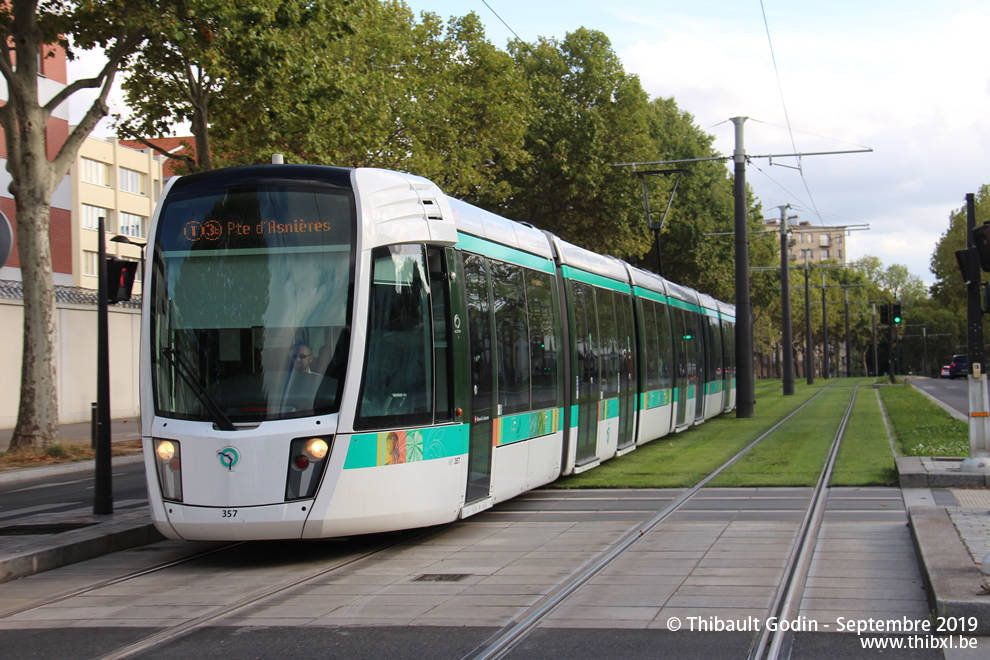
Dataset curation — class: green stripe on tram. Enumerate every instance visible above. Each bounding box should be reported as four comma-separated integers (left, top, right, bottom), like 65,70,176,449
494,408,563,446
343,424,469,469
633,286,668,305
455,232,555,274
560,265,631,294
666,297,702,314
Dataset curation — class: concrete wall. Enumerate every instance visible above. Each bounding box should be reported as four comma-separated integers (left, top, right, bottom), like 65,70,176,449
0,298,140,428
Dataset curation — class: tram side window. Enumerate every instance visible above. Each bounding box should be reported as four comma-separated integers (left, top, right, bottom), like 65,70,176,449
643,300,661,392
491,260,531,415
356,245,433,430
597,290,619,399
527,270,559,410
709,316,723,381
656,303,673,391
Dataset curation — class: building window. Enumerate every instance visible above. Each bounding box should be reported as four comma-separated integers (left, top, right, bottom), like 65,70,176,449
819,234,830,246
821,249,830,260
83,250,98,277
120,212,145,238
837,234,843,244
82,204,112,231
838,249,843,260
81,158,110,186
120,168,146,195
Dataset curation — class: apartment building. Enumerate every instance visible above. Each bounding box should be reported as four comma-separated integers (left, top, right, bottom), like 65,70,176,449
71,137,167,295
764,219,848,266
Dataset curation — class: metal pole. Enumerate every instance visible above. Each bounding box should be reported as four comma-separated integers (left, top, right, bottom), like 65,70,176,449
962,192,990,468
804,255,813,385
778,206,794,395
844,289,851,377
821,271,829,379
923,327,928,377
887,316,897,385
732,117,755,417
966,193,985,373
872,304,878,377
94,217,113,515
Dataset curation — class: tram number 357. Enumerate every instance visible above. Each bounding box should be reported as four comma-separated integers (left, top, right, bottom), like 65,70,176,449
221,509,238,518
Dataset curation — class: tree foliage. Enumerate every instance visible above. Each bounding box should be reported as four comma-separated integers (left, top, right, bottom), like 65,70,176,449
116,0,353,173
0,0,163,449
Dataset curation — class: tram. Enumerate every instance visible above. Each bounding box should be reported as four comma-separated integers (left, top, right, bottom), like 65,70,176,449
140,164,736,541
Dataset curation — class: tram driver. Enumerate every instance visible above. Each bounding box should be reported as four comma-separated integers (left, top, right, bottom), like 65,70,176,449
290,344,315,374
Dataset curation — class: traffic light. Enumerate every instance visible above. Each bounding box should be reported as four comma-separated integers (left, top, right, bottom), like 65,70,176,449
892,303,902,324
104,257,138,303
879,303,889,325
974,223,990,272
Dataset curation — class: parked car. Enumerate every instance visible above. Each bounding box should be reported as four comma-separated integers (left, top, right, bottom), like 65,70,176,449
948,354,968,378
940,365,951,378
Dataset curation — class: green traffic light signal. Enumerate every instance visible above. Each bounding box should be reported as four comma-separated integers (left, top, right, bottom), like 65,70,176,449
892,303,902,323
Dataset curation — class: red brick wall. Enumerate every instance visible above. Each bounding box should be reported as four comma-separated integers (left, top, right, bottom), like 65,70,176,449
41,43,67,84
1,199,73,275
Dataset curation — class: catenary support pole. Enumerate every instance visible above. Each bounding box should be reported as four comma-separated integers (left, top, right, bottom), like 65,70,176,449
844,289,851,377
804,256,813,385
872,304,878,377
732,117,755,418
778,206,794,395
821,271,829,379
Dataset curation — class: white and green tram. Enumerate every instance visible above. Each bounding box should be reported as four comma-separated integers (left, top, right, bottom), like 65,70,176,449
142,164,736,541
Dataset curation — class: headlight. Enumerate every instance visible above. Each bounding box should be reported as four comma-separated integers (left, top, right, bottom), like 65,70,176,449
304,438,329,461
156,440,176,462
286,435,333,501
153,439,182,502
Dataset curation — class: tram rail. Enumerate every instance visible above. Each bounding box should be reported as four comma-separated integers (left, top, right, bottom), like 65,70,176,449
0,380,873,660
465,380,859,660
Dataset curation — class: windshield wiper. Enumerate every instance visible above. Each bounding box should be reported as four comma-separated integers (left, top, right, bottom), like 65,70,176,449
161,347,237,431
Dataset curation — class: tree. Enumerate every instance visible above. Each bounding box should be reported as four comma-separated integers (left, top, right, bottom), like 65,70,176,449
499,28,654,259
116,0,354,173
0,0,155,449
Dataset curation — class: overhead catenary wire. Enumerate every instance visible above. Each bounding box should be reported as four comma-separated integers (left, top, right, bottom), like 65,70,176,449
759,1,828,230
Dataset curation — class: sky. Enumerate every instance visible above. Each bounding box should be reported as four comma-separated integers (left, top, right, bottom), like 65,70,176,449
68,0,990,286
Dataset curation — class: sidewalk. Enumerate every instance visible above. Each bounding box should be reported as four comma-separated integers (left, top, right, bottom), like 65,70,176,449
0,416,141,453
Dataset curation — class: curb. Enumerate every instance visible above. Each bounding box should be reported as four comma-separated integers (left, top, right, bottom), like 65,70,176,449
906,379,967,422
908,506,990,634
0,453,145,486
895,456,990,488
0,507,164,585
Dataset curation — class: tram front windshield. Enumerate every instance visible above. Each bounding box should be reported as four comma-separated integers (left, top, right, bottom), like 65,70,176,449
150,184,355,423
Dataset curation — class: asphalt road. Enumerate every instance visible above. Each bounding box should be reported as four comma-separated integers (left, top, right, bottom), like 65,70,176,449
911,376,969,418
0,461,148,524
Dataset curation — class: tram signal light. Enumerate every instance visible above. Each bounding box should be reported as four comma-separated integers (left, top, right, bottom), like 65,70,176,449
892,303,902,324
879,304,889,325
104,257,138,303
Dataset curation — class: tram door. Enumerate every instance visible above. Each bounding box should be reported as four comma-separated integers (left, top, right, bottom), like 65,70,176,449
672,309,688,427
616,293,636,451
573,283,600,466
463,254,495,503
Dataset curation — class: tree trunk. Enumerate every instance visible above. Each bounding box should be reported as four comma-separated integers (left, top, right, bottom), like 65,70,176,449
8,105,59,450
